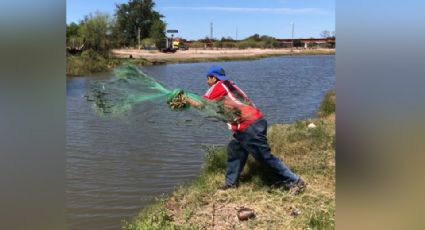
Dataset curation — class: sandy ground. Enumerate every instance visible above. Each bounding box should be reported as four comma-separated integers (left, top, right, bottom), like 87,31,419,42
111,48,335,61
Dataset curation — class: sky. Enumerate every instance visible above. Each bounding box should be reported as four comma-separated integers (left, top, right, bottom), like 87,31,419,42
66,0,335,40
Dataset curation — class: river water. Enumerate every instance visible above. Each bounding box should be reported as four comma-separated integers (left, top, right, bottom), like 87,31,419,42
66,55,335,229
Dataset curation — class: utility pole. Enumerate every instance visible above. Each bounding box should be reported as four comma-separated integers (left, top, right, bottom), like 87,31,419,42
236,26,238,40
291,22,294,52
138,27,141,50
210,22,213,39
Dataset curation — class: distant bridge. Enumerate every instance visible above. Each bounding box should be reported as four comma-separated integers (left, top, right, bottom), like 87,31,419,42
276,38,335,48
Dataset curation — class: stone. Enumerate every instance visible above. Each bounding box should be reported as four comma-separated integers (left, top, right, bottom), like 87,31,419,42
307,123,317,129
237,208,255,221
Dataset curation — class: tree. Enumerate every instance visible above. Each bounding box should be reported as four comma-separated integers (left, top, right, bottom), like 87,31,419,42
320,30,331,38
110,18,127,48
79,12,112,56
259,35,279,48
246,34,261,41
66,22,84,50
221,37,235,42
66,22,80,40
114,0,165,47
149,19,166,49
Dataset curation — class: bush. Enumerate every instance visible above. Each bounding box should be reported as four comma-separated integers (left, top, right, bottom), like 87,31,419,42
141,38,156,49
318,90,336,117
203,146,227,173
221,41,237,48
189,41,205,49
66,50,109,75
79,12,111,56
236,39,258,49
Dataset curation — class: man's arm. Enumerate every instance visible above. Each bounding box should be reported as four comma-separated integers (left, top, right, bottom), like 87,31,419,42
184,82,227,109
185,96,205,109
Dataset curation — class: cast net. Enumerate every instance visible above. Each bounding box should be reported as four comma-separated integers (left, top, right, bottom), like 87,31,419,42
85,64,235,121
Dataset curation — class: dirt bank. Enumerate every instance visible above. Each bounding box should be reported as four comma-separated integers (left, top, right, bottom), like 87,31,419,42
67,48,335,76
112,48,335,63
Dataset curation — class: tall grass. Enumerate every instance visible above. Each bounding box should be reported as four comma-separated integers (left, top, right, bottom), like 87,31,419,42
318,90,336,118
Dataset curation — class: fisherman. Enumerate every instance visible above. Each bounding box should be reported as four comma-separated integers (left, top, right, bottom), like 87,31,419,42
184,65,306,193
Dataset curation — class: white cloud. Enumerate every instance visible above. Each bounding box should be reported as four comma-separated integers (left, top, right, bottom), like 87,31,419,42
163,6,325,14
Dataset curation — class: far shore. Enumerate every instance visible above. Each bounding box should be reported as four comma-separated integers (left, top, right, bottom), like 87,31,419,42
112,48,335,64
67,48,335,76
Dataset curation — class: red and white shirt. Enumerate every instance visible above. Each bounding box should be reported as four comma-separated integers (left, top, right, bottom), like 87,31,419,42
203,80,263,132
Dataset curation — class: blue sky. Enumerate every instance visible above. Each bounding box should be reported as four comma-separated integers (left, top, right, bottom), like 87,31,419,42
67,0,334,40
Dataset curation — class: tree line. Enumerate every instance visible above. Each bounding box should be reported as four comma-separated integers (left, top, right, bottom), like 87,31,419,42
189,32,335,49
66,0,336,56
66,0,166,56
191,34,282,49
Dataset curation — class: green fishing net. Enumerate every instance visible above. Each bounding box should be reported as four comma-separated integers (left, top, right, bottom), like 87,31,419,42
85,65,213,116
85,64,252,126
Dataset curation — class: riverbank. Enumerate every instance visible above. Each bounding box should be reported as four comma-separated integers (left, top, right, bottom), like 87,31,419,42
66,53,151,76
66,48,335,76
124,91,335,230
112,48,335,63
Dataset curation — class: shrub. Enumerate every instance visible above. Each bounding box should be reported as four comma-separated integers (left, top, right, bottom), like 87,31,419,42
66,50,109,75
318,90,336,117
141,38,156,49
221,41,237,48
189,41,205,49
236,39,257,49
203,146,227,173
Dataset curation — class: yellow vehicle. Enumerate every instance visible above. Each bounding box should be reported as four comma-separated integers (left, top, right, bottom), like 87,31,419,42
172,40,179,49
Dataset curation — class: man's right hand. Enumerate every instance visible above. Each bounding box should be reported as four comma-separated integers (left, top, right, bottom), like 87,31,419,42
167,89,189,111
185,97,204,109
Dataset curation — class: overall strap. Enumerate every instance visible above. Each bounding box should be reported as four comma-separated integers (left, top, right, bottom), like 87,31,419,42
222,80,252,106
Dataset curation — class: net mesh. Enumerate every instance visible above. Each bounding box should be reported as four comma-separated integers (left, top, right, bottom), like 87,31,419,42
85,65,229,120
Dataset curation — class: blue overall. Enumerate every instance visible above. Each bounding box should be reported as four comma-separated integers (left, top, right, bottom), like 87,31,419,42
225,118,299,186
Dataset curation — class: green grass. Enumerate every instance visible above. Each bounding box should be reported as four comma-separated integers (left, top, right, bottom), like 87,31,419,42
123,201,196,230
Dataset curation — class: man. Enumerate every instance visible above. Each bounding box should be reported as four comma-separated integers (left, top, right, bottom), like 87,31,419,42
186,65,305,193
